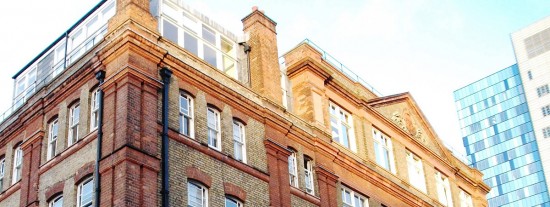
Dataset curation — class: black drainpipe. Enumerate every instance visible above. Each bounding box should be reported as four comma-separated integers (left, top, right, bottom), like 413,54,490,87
94,70,106,207
160,67,172,207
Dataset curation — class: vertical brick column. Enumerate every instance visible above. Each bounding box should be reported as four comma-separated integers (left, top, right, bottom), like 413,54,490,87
108,0,158,35
99,72,161,207
19,131,44,207
316,166,339,207
264,139,292,207
97,0,165,205
242,8,283,105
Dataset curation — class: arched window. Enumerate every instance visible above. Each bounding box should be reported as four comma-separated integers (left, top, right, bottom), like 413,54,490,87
288,149,298,187
90,88,100,131
407,151,426,193
49,195,63,207
68,102,81,146
232,120,246,163
48,119,59,160
77,177,93,207
435,171,453,207
207,107,221,151
303,156,314,194
12,143,23,184
180,93,194,137
225,196,243,207
188,181,208,207
0,156,5,191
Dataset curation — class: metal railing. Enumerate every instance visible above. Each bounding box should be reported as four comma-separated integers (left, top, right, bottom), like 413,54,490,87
0,0,114,125
443,141,472,165
300,39,383,96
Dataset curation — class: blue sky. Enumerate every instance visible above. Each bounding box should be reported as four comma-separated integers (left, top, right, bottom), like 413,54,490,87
1,0,550,157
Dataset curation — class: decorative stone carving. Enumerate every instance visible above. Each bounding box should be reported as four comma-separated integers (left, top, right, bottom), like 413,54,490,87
391,110,425,143
391,112,407,131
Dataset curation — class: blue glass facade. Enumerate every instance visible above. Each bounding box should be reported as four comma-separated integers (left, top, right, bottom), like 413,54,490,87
454,64,550,207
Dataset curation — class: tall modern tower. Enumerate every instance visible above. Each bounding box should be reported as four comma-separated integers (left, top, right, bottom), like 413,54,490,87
454,65,550,206
512,16,550,193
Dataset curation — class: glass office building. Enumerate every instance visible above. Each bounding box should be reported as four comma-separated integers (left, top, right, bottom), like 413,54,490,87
454,64,550,207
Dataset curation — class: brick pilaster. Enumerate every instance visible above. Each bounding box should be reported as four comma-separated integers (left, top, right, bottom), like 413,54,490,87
98,70,162,207
19,131,44,207
264,139,292,207
316,165,339,207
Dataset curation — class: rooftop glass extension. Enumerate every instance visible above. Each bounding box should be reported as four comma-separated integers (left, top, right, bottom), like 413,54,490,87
1,0,116,124
153,0,243,83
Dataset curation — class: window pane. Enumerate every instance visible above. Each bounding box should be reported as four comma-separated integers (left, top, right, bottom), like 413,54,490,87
102,3,116,19
86,16,99,37
225,197,239,207
183,117,190,135
188,182,205,207
184,33,198,55
80,179,93,207
341,124,349,148
202,26,216,45
354,196,363,207
163,20,178,44
51,196,63,207
204,45,217,67
179,95,192,136
72,29,84,49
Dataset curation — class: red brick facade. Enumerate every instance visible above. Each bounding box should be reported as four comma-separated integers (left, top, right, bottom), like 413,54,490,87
0,0,490,207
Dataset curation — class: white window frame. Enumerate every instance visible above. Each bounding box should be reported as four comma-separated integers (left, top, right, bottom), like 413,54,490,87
14,67,37,108
77,177,93,207
67,1,115,64
288,150,298,187
207,107,221,151
158,3,239,80
225,196,243,207
537,84,550,97
329,103,356,152
406,151,427,193
48,119,59,160
459,189,473,207
304,157,314,194
179,93,194,138
49,195,63,207
12,144,23,184
0,157,5,191
90,89,100,131
544,127,550,138
232,120,246,163
68,103,80,146
373,128,396,174
435,171,454,207
341,186,368,207
543,105,550,117
188,181,208,207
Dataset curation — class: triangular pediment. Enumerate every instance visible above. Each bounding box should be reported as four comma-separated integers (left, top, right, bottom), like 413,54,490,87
367,92,450,161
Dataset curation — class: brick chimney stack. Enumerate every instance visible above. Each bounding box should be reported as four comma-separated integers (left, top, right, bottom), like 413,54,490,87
242,7,283,106
107,0,158,37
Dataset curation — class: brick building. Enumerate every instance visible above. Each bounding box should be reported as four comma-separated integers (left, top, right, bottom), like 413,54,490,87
0,0,489,207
